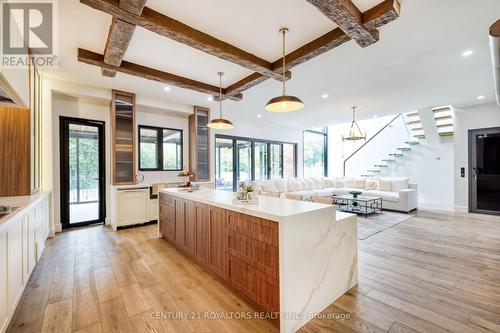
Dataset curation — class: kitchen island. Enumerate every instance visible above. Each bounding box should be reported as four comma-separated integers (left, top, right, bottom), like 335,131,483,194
158,188,357,333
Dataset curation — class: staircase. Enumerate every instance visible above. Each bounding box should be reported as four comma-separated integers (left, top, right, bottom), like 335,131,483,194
344,113,425,178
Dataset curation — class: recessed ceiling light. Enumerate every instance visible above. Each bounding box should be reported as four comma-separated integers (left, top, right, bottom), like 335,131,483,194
462,50,473,57
163,86,171,91
257,114,262,118
373,115,378,118
477,95,485,100
322,94,329,99
207,96,213,101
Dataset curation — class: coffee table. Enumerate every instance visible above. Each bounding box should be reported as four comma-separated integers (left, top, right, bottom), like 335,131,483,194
333,195,382,217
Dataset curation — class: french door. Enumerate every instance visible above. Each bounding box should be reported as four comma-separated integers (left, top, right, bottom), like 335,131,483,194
215,135,297,191
60,117,106,228
469,127,500,215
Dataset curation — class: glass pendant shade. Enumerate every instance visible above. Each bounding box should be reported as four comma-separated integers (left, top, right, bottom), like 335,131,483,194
207,118,234,129
265,95,304,112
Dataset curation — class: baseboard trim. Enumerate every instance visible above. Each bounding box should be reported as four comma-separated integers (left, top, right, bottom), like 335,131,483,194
418,202,455,212
453,205,468,213
55,223,62,233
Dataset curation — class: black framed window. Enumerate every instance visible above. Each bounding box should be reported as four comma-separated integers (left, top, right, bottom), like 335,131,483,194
215,134,297,191
138,125,183,171
303,127,328,177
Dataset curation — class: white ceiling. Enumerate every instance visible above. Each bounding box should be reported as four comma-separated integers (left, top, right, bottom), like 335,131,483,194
46,0,500,130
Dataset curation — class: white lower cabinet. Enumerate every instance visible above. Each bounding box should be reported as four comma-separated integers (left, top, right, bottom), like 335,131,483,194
111,187,150,230
0,193,50,333
0,233,8,333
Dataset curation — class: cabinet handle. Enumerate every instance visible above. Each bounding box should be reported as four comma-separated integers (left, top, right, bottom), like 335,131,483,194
120,189,147,193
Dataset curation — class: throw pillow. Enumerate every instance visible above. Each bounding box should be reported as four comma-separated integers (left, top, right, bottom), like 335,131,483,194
261,181,279,193
377,179,392,191
274,179,288,192
287,179,297,192
343,179,354,188
354,179,366,189
365,180,377,190
391,178,409,191
335,179,344,188
306,179,316,189
294,179,304,191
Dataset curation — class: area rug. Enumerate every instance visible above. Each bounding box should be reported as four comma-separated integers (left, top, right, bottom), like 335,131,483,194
357,211,415,240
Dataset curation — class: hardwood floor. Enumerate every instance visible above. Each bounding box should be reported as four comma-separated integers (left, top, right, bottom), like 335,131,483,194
7,210,500,333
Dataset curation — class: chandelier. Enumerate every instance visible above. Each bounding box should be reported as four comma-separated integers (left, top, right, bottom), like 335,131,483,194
342,106,366,141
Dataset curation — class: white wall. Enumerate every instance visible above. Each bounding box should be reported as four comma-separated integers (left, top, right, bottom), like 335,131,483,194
135,110,189,184
328,109,455,211
51,93,111,231
454,102,500,211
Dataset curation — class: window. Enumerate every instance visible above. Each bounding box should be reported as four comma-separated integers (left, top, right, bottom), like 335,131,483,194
139,126,183,171
303,127,327,177
215,135,297,191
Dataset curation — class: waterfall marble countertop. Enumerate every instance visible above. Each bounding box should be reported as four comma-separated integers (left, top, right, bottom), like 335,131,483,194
0,191,51,233
160,187,358,333
160,188,341,223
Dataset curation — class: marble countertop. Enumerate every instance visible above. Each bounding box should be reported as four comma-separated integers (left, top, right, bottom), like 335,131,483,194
0,191,51,233
160,188,337,222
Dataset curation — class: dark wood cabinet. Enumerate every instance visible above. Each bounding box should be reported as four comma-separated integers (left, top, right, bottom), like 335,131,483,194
111,90,136,185
159,194,279,315
159,194,175,241
184,200,196,255
189,106,210,182
208,206,226,278
174,198,185,248
0,107,31,196
194,203,210,265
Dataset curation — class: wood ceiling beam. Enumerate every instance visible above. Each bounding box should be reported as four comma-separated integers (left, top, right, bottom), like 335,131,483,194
77,48,243,101
80,0,289,80
306,0,379,47
101,0,146,77
224,0,400,99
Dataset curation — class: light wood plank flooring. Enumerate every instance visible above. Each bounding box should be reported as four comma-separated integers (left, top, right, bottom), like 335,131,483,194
7,210,500,333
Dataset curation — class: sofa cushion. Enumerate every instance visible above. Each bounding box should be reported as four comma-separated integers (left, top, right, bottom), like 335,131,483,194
343,179,354,188
364,190,399,203
324,178,337,187
377,179,392,191
313,188,335,197
391,178,409,191
274,179,288,193
312,178,324,189
306,179,316,190
354,179,366,189
366,179,377,190
261,181,279,193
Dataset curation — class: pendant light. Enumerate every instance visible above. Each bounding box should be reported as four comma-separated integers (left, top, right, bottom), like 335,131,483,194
207,72,234,130
342,106,366,141
265,28,304,112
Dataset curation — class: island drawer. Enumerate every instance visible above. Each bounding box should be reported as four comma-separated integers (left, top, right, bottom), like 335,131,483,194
226,230,279,279
226,211,278,247
226,254,279,313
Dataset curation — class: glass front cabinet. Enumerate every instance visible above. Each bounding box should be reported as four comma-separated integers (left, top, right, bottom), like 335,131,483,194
189,106,210,182
111,90,136,185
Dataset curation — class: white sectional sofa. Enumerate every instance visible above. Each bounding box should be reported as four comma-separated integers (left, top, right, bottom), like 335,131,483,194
256,177,418,213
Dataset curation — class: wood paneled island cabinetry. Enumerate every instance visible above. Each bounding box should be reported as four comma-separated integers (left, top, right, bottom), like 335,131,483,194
158,188,358,333
159,192,279,313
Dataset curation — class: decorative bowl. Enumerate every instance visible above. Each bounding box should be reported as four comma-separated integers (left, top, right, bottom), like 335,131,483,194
349,191,362,198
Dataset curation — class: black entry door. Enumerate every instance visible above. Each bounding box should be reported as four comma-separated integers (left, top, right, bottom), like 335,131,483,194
469,127,500,215
60,117,106,228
